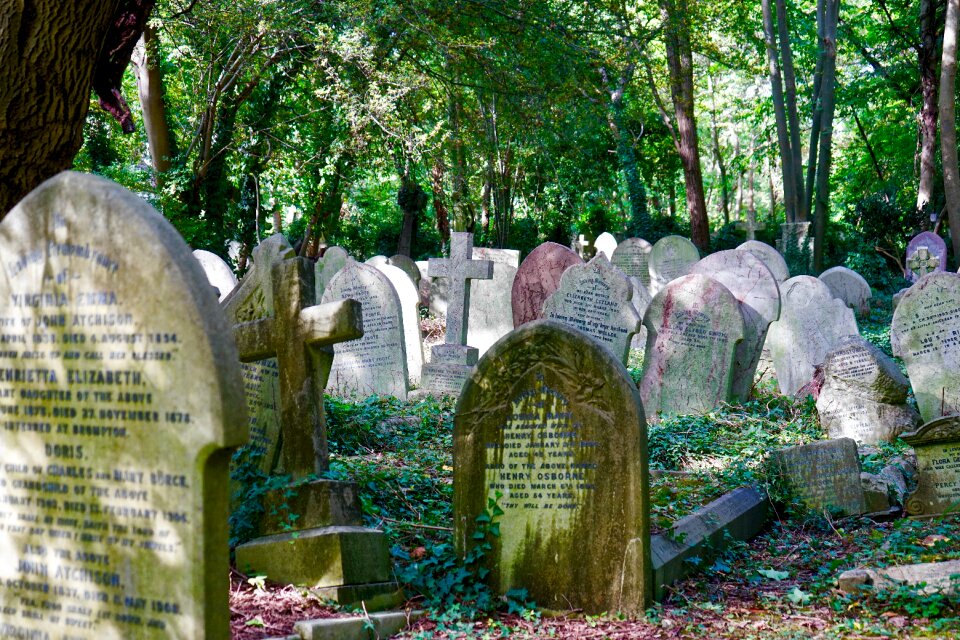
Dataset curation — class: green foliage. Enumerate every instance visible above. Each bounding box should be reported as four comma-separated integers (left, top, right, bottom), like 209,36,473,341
227,443,293,548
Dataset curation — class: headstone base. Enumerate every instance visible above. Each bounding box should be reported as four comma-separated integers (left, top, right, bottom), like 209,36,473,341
310,582,406,611
421,344,479,396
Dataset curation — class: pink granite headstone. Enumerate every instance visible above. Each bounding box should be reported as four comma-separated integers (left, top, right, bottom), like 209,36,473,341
511,242,584,327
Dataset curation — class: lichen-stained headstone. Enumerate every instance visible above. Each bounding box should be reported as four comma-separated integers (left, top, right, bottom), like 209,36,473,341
891,272,960,422
648,235,700,295
766,276,859,396
771,439,866,516
467,262,517,357
593,232,618,260
612,237,653,293
315,246,349,301
819,266,872,318
193,249,238,301
906,231,948,282
511,242,584,327
0,172,247,639
737,240,790,284
639,274,745,422
541,255,641,364
690,250,781,401
472,247,521,268
454,320,651,614
901,415,960,516
375,263,425,386
322,260,409,399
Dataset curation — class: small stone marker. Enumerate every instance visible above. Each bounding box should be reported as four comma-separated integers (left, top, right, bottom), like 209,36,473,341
466,262,518,357
322,260,409,399
512,242,584,327
901,415,960,516
891,272,960,422
906,231,948,282
316,246,349,301
648,235,700,294
839,559,960,596
376,263,425,386
0,172,248,638
816,336,920,444
194,249,238,300
387,253,421,288
819,266,872,317
593,231,618,259
766,276,859,396
771,439,866,516
541,254,641,364
737,240,790,284
421,232,493,395
640,274,745,421
612,237,654,293
454,320,651,614
473,247,520,268
690,249,781,401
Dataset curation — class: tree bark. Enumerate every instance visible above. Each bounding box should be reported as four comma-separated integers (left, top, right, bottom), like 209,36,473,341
761,0,798,223
804,0,826,220
604,64,650,237
813,0,840,272
133,25,177,173
941,0,960,267
708,76,730,225
917,0,940,213
853,109,885,183
775,0,807,221
397,171,426,257
430,157,451,245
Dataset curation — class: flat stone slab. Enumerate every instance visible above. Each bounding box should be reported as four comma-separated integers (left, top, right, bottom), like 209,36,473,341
771,438,866,516
293,610,425,640
839,560,960,595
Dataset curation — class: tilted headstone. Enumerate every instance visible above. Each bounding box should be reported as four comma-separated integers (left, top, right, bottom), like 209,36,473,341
640,274,745,422
906,231,948,282
771,439,866,516
737,240,789,285
648,235,700,295
778,221,812,273
421,232,493,395
466,262,518,357
891,272,960,422
316,246,349,301
473,247,520,268
387,253,422,288
901,415,960,516
690,249,781,401
766,276,859,396
512,242,584,327
322,260,409,399
593,232,618,260
541,255,641,364
193,249,238,301
454,320,651,614
375,263,425,386
819,266,872,318
612,237,654,294
0,172,247,638
816,336,920,444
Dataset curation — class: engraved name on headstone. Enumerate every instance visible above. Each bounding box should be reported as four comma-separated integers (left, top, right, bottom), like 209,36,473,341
902,415,960,516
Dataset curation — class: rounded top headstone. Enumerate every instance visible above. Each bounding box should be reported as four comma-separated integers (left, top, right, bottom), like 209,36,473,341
193,249,239,301
593,232,618,260
511,241,584,327
691,249,781,324
388,253,422,286
737,240,790,284
648,235,700,293
365,255,389,267
905,231,948,282
819,266,872,317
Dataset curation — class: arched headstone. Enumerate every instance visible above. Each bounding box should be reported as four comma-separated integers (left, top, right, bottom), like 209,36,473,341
316,246,349,301
648,235,700,294
737,240,789,284
612,237,653,293
819,266,872,318
376,263,425,386
387,253,422,288
593,232,618,260
905,231,947,282
511,242,583,327
193,249,238,301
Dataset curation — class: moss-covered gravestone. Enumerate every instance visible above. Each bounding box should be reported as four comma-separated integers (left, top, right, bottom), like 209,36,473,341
771,439,866,516
0,172,247,638
454,321,651,614
901,415,960,516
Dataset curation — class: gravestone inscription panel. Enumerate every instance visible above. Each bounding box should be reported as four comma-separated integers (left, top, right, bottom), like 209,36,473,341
0,172,247,639
612,238,653,294
901,416,960,516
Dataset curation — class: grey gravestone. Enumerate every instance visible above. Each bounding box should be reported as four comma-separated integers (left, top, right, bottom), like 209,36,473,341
473,247,520,268
690,249,781,401
766,276,859,396
316,246,349,301
0,172,247,638
906,231,948,282
421,232,493,395
454,320,651,614
891,272,960,422
819,266,872,318
771,439,866,516
640,274,745,421
387,254,421,288
541,254,641,364
467,262,517,357
628,276,652,350
512,242,583,327
593,232,618,260
737,240,790,284
193,249,238,300
376,263,425,386
365,255,388,267
648,235,700,295
901,415,960,516
322,260,409,399
840,559,960,596
612,237,653,294
816,336,920,444
427,262,450,318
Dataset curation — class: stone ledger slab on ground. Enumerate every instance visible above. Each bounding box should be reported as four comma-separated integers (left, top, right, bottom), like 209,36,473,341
771,438,866,516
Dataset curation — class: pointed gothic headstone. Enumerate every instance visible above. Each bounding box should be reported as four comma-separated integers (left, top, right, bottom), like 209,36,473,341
593,231,618,260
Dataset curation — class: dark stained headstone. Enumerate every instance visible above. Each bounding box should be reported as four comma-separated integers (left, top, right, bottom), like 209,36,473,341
901,415,960,516
511,242,584,327
771,439,866,516
905,231,948,282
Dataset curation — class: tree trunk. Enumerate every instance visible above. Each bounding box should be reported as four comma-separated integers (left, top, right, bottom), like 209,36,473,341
917,0,940,213
776,0,806,221
430,157,451,245
762,0,798,223
942,0,960,267
708,76,730,225
397,167,427,257
813,0,840,272
804,0,826,219
606,65,650,237
853,109,885,183
133,25,176,173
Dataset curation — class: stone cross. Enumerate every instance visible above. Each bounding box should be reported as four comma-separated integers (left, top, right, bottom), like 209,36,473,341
429,232,493,346
233,257,362,477
907,246,941,278
574,234,592,258
735,216,766,241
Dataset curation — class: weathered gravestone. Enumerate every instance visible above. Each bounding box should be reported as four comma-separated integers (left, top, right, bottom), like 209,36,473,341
316,246,349,302
737,240,790,285
891,272,960,422
690,249,781,401
541,254,641,364
365,255,388,267
593,232,618,260
426,262,450,317
612,237,653,294
628,276,652,350
229,243,400,606
473,247,521,268
454,320,651,614
906,231,948,282
421,232,493,395
640,274,745,421
375,263,425,386
901,415,960,516
322,260,409,399
648,235,700,295
816,336,920,444
466,262,517,357
766,276,859,396
819,266,872,318
193,249,238,301
771,439,866,516
387,254,422,288
0,172,247,638
512,242,584,327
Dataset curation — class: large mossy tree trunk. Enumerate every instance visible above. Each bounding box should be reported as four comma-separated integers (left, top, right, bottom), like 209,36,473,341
917,0,940,215
813,0,840,272
941,0,960,267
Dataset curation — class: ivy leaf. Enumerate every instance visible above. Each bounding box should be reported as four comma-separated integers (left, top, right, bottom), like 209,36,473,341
757,568,790,581
786,587,812,605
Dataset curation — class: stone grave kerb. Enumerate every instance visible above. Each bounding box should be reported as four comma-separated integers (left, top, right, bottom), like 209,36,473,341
428,232,493,351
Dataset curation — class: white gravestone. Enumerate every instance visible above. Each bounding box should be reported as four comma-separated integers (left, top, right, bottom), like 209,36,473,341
648,235,700,295
193,249,238,301
819,266,872,318
376,263,425,386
